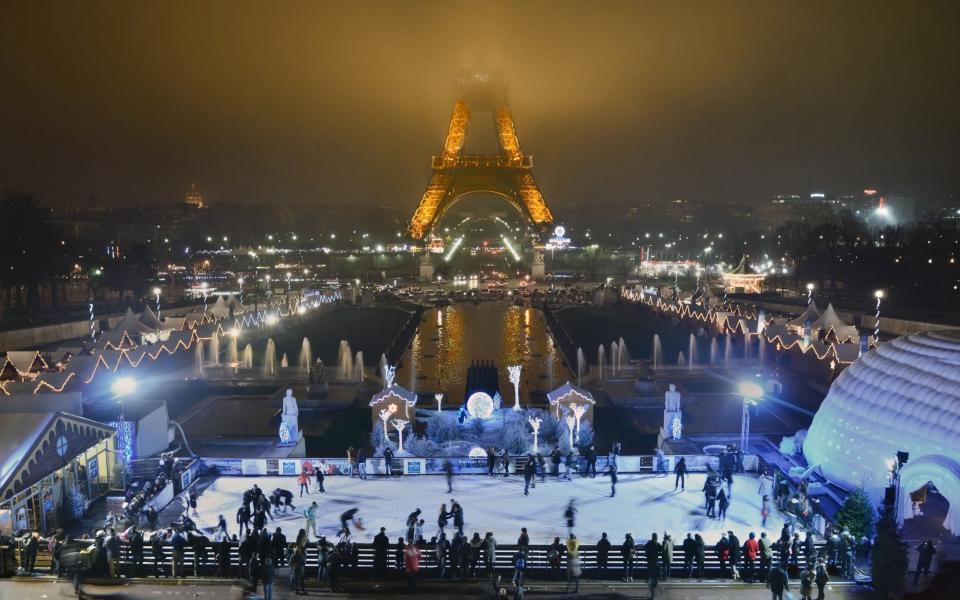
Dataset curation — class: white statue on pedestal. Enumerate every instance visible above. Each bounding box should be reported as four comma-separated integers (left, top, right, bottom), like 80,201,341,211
665,383,681,411
661,383,682,444
281,388,300,444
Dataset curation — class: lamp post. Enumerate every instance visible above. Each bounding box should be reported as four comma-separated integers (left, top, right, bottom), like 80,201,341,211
152,287,162,319
874,290,884,341
806,283,815,307
737,380,763,452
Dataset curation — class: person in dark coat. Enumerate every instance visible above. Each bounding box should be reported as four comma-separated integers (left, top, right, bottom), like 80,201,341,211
803,531,816,567
716,533,731,579
768,565,790,600
717,488,730,520
129,528,144,577
694,534,706,579
674,457,687,490
621,533,636,582
523,456,536,495
728,531,742,581
914,540,937,584
550,447,562,476
406,509,422,541
682,533,697,578
517,528,530,549
487,447,497,476
271,528,287,567
451,499,465,535
395,537,406,573
596,533,611,575
151,533,167,578
216,539,231,578
644,533,662,591
373,528,389,576
383,447,394,477
237,505,251,538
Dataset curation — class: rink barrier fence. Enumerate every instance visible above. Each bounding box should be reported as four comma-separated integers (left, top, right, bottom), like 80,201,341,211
199,454,757,477
20,540,835,579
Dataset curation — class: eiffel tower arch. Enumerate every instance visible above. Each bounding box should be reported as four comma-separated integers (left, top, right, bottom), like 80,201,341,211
407,75,555,239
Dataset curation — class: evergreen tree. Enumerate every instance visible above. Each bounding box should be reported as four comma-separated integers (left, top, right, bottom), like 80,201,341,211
871,501,907,599
836,487,875,539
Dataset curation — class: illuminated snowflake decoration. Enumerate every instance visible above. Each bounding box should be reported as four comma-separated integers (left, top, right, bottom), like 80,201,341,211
466,392,495,420
279,421,291,444
671,415,683,441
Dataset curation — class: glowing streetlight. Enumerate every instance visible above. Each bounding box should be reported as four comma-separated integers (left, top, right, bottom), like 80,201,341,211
111,377,137,397
806,283,815,306
737,380,764,452
152,287,162,318
874,290,885,341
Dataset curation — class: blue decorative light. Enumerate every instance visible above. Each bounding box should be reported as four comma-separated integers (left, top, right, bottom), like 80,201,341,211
109,420,135,465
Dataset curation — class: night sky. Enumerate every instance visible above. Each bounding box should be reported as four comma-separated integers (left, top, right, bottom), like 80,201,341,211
2,0,958,212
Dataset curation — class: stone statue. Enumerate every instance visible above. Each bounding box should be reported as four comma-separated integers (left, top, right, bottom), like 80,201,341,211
281,388,300,444
664,383,681,412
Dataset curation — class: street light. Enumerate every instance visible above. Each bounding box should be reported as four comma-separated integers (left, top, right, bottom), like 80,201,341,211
737,380,764,452
152,287,162,319
874,290,884,341
806,283,815,306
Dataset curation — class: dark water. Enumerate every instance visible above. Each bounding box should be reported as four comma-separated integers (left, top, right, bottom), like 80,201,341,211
396,302,573,405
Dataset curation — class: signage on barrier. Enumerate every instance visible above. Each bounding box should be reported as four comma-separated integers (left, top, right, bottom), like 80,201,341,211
404,459,425,475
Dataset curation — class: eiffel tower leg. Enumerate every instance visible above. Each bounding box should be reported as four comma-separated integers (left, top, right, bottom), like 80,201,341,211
513,172,554,228
408,173,453,239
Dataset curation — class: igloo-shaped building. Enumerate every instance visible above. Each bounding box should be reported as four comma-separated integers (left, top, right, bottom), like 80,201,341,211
803,330,960,534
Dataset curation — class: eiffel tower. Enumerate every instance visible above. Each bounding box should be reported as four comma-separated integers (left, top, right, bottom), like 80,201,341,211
407,74,554,239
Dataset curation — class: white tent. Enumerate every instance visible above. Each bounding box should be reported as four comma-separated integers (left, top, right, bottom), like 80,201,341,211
787,303,822,329
99,308,155,345
138,305,166,330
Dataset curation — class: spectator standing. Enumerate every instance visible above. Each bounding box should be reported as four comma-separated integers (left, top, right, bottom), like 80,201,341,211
621,533,635,582
565,534,581,594
484,532,498,576
682,533,696,578
262,557,275,600
768,564,790,600
644,533,662,595
170,529,187,578
547,537,564,579
661,533,674,581
404,539,421,590
744,532,760,583
596,532,611,575
914,540,937,585
694,534,706,579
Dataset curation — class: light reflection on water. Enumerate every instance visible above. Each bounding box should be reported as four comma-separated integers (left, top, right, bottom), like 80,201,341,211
397,302,572,406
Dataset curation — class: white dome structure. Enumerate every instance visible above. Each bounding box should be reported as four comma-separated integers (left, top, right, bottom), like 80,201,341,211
803,330,960,534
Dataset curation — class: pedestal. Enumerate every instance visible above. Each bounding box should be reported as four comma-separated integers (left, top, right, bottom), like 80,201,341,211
658,409,682,447
531,249,545,280
419,253,435,281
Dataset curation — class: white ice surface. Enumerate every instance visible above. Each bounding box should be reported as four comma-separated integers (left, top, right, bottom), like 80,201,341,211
192,472,785,545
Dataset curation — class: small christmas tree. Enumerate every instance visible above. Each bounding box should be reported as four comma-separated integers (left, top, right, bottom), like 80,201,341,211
871,500,907,599
835,487,875,539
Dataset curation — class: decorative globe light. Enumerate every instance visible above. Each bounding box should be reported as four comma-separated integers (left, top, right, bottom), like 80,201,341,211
466,392,495,419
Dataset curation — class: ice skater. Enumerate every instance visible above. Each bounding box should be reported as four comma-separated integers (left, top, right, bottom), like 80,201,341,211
444,460,454,493
272,488,295,513
298,471,310,497
304,502,319,538
406,509,422,542
315,465,325,493
563,452,574,480
564,499,577,535
523,455,536,495
338,508,360,539
188,489,199,516
606,461,618,497
674,457,687,491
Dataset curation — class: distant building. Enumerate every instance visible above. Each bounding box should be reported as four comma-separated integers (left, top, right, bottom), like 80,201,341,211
185,184,206,209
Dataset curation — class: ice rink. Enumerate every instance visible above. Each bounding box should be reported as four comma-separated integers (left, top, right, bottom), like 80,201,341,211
191,470,786,545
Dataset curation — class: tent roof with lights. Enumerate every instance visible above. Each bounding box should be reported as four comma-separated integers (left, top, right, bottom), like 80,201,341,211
804,329,960,534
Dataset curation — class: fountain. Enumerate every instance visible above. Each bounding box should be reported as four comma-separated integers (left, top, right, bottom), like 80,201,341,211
710,337,719,365
758,336,766,364
576,347,586,387
618,337,629,369
299,337,312,371
194,340,204,377
264,338,277,375
242,344,253,369
688,333,696,370
354,351,364,382
281,353,289,368
724,333,733,366
610,341,618,377
209,334,221,367
337,340,353,381
228,335,238,367
677,351,685,365
651,334,662,370
597,344,606,382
